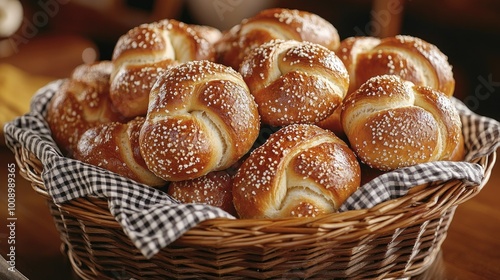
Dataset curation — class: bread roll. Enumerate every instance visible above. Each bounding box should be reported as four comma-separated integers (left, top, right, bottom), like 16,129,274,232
167,170,237,216
46,61,126,155
239,39,349,126
110,59,179,118
74,117,165,187
341,75,464,171
110,19,222,117
338,35,455,96
317,35,455,135
140,60,260,181
232,124,361,219
215,8,340,70
71,60,114,86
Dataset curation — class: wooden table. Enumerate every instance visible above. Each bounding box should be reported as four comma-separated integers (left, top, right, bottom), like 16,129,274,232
0,143,499,279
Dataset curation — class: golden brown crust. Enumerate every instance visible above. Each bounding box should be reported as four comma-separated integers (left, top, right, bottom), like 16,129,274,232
239,39,349,126
336,36,382,94
232,124,360,219
110,19,222,117
338,35,455,96
140,60,260,181
74,117,165,187
109,59,179,118
112,19,221,66
46,61,126,156
341,75,464,171
215,8,340,70
71,60,114,85
167,170,237,216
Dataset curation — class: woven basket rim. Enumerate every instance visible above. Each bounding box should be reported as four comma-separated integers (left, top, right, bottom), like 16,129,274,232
14,143,496,238
12,142,497,279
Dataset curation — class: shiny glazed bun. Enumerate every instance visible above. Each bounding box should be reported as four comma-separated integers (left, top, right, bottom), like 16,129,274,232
232,124,361,219
215,8,340,70
140,60,260,181
239,39,349,126
46,61,126,155
109,59,179,118
110,19,222,117
317,35,456,135
338,35,455,96
341,75,464,171
71,60,114,86
168,170,237,216
74,117,165,187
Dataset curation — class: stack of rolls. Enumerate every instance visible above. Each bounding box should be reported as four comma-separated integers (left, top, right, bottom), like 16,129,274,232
45,8,465,219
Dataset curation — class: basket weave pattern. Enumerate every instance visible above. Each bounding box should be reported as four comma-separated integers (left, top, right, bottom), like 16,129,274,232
14,142,495,279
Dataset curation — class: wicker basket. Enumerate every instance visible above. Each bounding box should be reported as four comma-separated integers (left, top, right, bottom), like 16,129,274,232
13,141,496,279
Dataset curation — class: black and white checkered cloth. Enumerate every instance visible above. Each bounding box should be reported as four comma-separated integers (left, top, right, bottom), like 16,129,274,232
4,80,500,258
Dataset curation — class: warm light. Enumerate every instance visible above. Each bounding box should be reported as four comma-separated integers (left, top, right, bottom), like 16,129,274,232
82,47,97,64
0,0,23,37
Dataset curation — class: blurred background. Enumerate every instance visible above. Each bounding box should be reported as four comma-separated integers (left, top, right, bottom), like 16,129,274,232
1,0,499,123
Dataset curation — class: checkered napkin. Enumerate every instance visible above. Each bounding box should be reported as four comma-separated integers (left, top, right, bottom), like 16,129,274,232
4,80,500,258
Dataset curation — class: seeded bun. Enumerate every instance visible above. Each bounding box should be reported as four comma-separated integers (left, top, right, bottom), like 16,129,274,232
232,124,360,219
139,60,260,181
341,75,464,171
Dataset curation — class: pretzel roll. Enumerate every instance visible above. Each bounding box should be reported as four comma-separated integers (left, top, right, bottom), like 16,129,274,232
110,19,222,117
341,75,464,171
71,60,114,85
315,37,382,135
233,124,361,219
112,19,221,69
168,170,237,216
140,60,260,182
110,59,179,118
338,35,455,96
318,35,455,136
215,8,340,70
74,117,165,186
46,61,126,156
239,39,349,126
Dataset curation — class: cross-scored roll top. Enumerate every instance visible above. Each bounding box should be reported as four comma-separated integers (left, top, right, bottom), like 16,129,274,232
239,39,349,126
338,35,455,96
110,19,222,117
232,124,361,219
112,19,219,66
341,75,464,171
140,60,260,181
